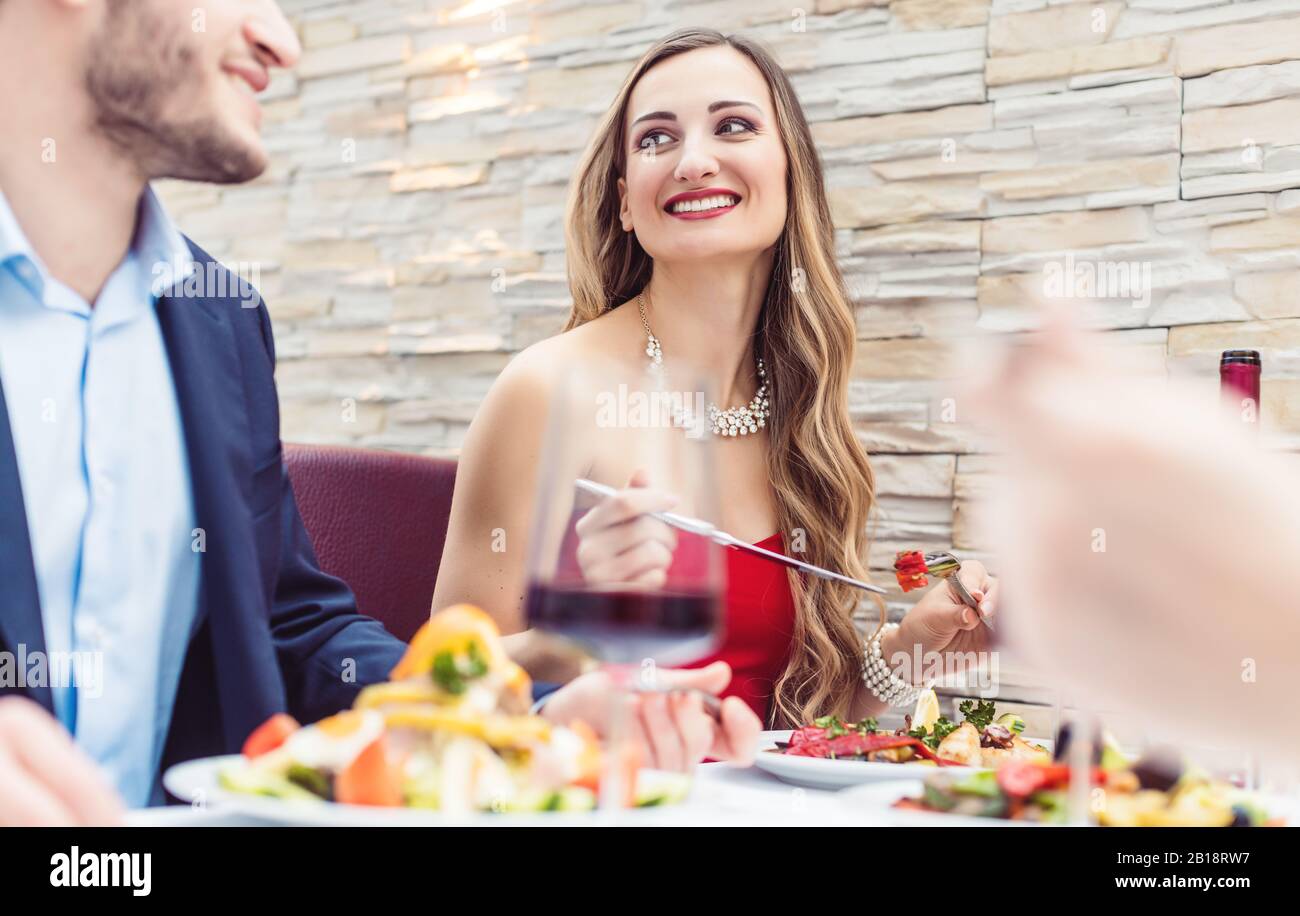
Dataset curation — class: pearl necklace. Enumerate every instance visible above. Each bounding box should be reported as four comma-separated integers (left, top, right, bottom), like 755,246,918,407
636,292,770,438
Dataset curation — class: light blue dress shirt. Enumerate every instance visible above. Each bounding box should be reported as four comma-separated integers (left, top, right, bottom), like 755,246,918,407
0,187,201,807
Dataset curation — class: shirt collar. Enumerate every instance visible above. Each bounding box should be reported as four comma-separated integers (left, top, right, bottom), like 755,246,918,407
0,184,196,304
0,186,45,299
134,186,197,298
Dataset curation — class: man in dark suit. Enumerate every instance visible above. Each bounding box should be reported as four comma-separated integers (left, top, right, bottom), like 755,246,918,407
0,0,757,824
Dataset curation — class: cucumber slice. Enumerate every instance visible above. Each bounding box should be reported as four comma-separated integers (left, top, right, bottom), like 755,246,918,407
995,712,1026,734
219,763,323,802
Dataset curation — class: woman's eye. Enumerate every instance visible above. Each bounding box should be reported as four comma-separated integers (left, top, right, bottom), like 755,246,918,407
717,117,756,136
638,130,672,150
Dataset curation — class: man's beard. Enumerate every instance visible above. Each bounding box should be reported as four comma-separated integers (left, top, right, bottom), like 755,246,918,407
85,8,265,184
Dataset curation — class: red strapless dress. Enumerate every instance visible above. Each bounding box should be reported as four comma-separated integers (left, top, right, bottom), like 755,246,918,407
684,533,796,725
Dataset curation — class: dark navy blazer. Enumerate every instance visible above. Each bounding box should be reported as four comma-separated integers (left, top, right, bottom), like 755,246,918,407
0,241,411,798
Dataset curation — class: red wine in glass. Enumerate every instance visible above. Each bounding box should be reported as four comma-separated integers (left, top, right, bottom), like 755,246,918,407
525,582,721,666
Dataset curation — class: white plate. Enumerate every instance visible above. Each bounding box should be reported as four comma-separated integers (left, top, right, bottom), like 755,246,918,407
751,730,983,791
841,779,1037,826
841,778,1300,828
163,755,691,827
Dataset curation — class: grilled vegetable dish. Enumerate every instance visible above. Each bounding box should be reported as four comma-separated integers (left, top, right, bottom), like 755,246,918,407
219,604,688,813
776,692,1050,768
895,740,1284,826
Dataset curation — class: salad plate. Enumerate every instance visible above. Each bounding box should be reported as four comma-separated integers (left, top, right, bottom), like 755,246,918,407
752,695,1052,791
840,761,1296,828
164,754,691,826
752,735,981,790
165,603,691,824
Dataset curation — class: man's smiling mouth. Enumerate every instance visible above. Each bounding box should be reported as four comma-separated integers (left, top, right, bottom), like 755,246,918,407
224,61,269,95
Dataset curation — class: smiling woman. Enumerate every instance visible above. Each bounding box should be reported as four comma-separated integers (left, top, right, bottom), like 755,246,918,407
559,31,875,727
431,29,997,729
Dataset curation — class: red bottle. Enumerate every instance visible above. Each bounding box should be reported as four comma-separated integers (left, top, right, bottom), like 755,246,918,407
1220,349,1261,431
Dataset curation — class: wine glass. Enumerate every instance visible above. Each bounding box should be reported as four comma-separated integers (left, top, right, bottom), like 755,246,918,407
523,355,726,808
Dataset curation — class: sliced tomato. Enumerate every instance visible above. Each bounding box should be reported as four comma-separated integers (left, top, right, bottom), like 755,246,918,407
241,713,300,758
996,761,1073,798
335,736,403,807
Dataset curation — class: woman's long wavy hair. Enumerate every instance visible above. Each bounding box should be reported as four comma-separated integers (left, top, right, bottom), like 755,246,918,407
562,28,884,727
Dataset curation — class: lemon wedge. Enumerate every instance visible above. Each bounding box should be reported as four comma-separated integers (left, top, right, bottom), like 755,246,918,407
912,688,940,735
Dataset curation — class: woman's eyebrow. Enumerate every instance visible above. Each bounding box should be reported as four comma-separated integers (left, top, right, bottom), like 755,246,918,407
629,99,763,128
630,109,676,127
707,99,761,114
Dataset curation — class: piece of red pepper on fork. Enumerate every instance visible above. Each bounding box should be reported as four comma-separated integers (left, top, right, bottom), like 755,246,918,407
893,550,929,593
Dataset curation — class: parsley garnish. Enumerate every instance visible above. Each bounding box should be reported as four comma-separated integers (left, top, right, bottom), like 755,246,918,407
812,715,846,737
908,716,957,751
812,715,878,738
431,641,490,695
959,699,997,731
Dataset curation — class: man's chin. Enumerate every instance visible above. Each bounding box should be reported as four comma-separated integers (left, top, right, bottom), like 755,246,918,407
166,131,268,185
211,143,269,185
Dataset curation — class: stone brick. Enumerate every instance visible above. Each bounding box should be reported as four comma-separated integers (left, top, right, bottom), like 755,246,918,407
850,220,982,254
1183,98,1300,154
298,34,410,80
988,2,1121,57
281,398,386,441
892,0,990,29
831,179,986,228
986,37,1171,87
301,18,357,50
1234,271,1300,320
532,3,643,44
812,104,993,148
982,208,1151,253
1174,15,1300,78
872,454,957,497
854,337,960,379
389,164,489,193
872,150,1038,181
981,154,1179,202
1211,215,1300,251
281,239,381,271
1184,60,1300,111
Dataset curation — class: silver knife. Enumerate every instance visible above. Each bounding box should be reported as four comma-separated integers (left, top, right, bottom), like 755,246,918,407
574,478,888,595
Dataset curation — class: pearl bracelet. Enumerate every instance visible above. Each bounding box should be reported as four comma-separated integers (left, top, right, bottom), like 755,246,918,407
861,622,925,708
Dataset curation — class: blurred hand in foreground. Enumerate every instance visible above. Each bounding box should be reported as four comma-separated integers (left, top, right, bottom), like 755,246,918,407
0,697,124,826
966,309,1300,761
